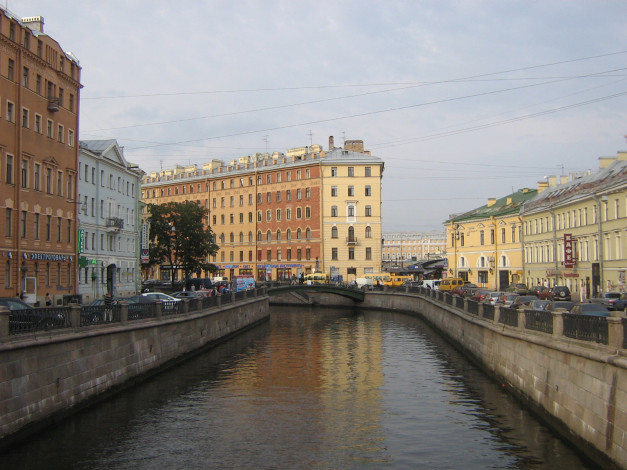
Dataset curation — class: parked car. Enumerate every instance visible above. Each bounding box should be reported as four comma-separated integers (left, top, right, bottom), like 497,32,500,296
497,293,519,307
512,296,537,308
543,301,575,312
549,286,571,301
483,292,506,305
142,292,181,302
570,304,611,317
0,298,65,332
589,292,622,310
507,283,530,295
470,289,491,302
613,294,627,312
171,291,203,299
528,299,550,311
529,286,551,300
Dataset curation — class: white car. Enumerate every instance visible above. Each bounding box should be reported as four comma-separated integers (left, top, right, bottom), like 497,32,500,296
141,292,181,309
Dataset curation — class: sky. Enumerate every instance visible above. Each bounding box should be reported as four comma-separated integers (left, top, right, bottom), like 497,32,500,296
11,1,627,232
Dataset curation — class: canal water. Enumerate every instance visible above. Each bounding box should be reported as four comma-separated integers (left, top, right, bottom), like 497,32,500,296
3,307,596,469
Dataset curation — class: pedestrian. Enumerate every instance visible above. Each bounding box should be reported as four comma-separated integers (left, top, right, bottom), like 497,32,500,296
45,292,52,307
20,291,25,300
104,293,114,322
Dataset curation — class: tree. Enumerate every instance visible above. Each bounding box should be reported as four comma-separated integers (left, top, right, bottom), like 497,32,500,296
147,201,219,288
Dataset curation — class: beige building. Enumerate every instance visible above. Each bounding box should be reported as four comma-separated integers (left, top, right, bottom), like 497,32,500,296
141,138,384,283
382,231,445,269
520,151,627,297
445,189,537,290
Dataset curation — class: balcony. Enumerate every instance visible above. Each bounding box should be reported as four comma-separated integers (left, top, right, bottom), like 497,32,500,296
106,217,124,231
346,236,358,246
47,96,61,112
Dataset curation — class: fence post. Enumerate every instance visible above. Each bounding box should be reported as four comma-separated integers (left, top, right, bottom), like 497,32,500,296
478,302,485,318
180,300,188,314
517,309,527,331
155,301,163,319
0,306,9,340
70,304,81,328
119,303,129,324
552,311,564,339
607,315,625,349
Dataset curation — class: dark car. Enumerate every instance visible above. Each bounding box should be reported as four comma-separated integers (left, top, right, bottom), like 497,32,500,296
0,298,65,332
529,286,551,300
613,294,627,312
543,301,575,312
589,292,622,310
507,283,529,295
550,286,571,301
570,304,611,317
512,295,537,308
171,291,203,299
528,299,550,311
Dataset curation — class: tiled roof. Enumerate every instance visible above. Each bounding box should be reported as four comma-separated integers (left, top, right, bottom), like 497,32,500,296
446,188,538,224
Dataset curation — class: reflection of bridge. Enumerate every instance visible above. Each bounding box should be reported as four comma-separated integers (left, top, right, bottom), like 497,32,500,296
267,285,365,301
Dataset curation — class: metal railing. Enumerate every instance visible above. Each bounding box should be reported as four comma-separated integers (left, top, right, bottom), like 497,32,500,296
2,288,265,337
498,307,519,327
563,313,608,344
524,310,553,334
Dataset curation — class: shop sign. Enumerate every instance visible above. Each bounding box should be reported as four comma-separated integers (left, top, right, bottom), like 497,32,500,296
25,252,73,261
563,233,575,268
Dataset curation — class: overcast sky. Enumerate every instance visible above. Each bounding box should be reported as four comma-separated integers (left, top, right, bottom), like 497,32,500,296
12,1,627,232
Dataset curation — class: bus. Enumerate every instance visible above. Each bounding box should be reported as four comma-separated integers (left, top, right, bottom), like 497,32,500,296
304,272,330,285
363,273,390,286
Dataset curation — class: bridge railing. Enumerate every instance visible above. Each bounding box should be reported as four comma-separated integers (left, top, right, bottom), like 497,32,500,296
0,287,267,340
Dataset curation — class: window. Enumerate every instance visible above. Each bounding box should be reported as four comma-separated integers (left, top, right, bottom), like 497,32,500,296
22,108,29,128
266,210,271,221
57,124,64,142
267,192,271,203
276,209,281,221
68,130,74,147
7,102,15,123
331,167,337,177
332,226,338,238
306,187,310,199
6,155,14,184
348,186,354,196
8,59,15,82
5,208,13,237
365,185,371,196
306,228,311,239
36,74,42,94
267,174,271,184
501,228,506,244
34,163,40,190
490,229,494,245
347,205,355,217
331,186,338,197
286,190,291,201
296,208,302,219
276,230,281,241
365,205,372,217
21,159,28,188
366,247,372,260
480,230,485,245
365,226,372,238
35,114,42,133
47,119,53,138
348,247,355,260
348,167,354,177
365,167,371,177
297,189,302,200
286,208,291,220
19,211,26,238
332,248,338,260
331,206,338,217
34,213,39,240
275,191,281,202
257,193,262,204
46,215,51,241
305,207,311,218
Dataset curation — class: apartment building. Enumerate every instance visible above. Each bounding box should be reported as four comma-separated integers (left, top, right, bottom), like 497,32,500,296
77,140,144,303
444,188,537,290
0,10,82,305
382,232,446,268
141,138,384,283
521,152,627,297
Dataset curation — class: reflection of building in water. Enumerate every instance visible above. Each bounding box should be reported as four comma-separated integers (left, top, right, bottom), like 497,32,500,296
215,311,386,457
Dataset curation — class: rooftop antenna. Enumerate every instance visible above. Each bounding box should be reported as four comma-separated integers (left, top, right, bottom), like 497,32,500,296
263,135,268,153
558,163,565,176
307,130,313,147
342,131,346,147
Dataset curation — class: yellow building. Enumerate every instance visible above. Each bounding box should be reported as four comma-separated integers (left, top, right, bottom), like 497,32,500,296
520,151,627,298
381,231,446,269
141,138,384,283
445,189,537,290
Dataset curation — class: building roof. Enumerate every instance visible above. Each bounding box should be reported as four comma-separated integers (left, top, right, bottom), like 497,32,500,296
521,157,627,214
445,188,538,225
80,139,118,155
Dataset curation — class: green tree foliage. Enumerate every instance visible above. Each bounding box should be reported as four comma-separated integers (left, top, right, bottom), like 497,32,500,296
147,201,219,288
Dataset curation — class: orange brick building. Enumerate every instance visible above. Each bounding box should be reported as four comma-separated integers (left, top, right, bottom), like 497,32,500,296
0,10,82,304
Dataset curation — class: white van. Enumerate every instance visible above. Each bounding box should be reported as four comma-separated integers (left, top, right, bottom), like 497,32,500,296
421,280,441,290
355,277,374,289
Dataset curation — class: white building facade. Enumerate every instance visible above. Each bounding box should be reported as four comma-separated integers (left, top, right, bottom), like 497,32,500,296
77,140,144,303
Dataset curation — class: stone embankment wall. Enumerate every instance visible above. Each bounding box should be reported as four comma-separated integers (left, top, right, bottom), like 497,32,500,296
0,297,269,447
359,291,627,470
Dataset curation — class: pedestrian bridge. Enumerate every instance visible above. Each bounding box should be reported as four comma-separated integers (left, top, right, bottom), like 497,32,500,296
267,285,365,301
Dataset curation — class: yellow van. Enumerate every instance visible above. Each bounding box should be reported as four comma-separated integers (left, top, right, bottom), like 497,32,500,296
384,275,413,287
439,278,465,291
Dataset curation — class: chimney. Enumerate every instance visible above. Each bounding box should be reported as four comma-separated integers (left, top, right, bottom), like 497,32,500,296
21,16,44,33
537,181,549,193
487,198,497,207
329,136,334,150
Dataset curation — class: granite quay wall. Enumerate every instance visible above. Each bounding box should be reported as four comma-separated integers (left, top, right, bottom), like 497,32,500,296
0,293,270,448
360,289,627,470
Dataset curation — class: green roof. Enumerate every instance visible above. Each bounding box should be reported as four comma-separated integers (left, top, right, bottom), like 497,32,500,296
445,188,538,224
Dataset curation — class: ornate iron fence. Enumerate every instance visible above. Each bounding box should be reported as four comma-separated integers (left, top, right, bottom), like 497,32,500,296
483,304,495,321
498,307,519,327
563,313,608,344
524,310,553,334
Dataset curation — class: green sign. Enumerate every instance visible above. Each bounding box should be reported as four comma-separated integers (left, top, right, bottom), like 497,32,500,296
78,229,85,254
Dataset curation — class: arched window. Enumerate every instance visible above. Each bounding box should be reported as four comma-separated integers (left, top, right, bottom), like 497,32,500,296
267,230,272,241
297,228,302,239
365,226,372,238
229,232,234,243
305,227,311,239
249,231,253,242
276,230,282,240
257,231,262,241
348,226,355,242
331,226,338,238
239,232,244,243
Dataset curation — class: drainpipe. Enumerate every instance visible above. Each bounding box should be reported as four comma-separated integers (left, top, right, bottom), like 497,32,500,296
593,195,606,294
549,207,558,288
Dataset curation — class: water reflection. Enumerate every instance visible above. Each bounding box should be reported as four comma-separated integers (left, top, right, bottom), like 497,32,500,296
2,307,595,469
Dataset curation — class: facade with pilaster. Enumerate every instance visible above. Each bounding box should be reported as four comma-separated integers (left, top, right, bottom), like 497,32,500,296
77,140,144,303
